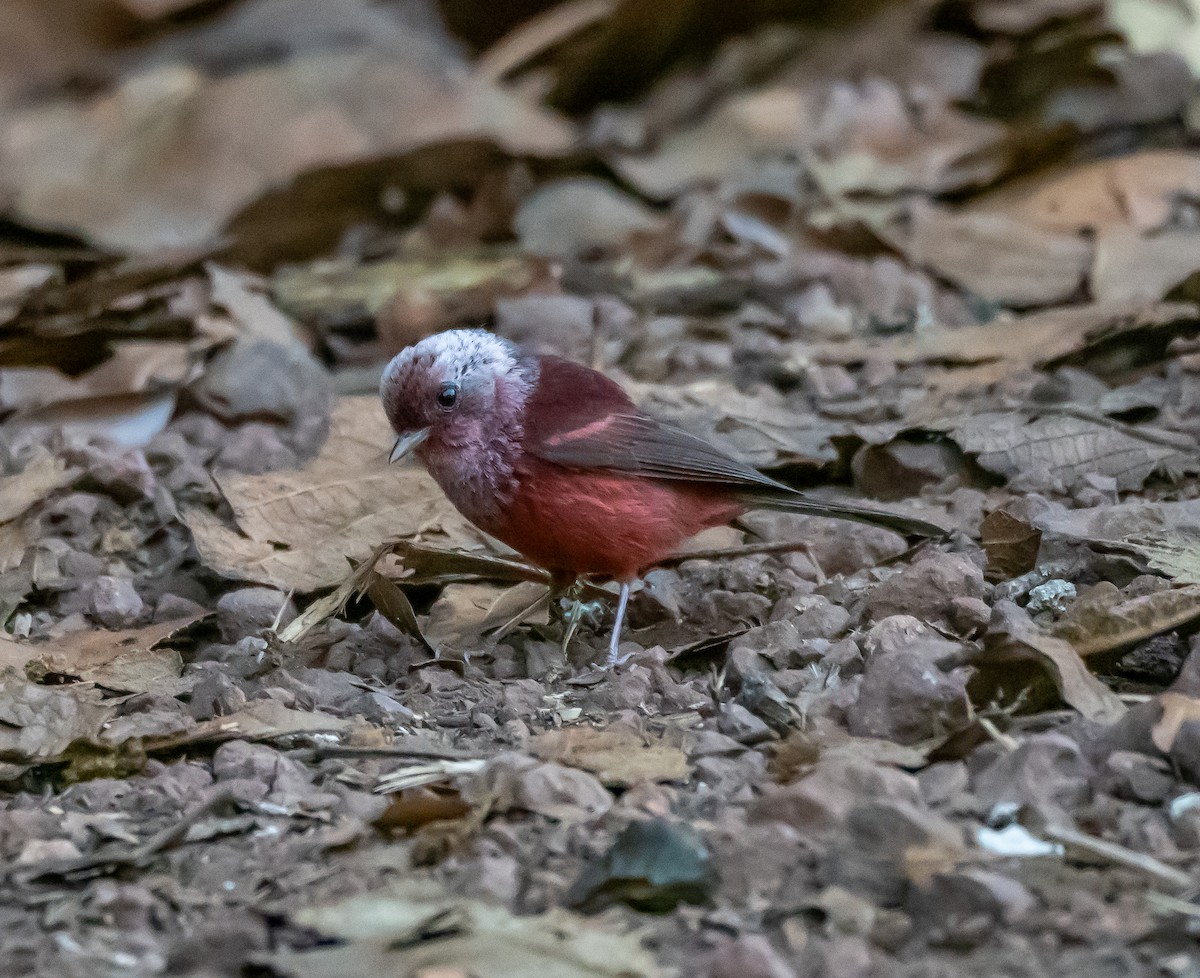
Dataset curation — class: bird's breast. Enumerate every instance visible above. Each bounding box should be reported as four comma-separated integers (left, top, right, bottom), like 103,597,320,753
487,458,743,581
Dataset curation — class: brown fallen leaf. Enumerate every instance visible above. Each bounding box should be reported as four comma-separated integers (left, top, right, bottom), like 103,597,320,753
275,881,658,978
1091,230,1200,305
1151,692,1200,753
142,699,358,755
374,786,472,832
183,396,479,592
972,602,1126,723
423,581,549,651
0,616,202,693
0,0,576,255
980,510,1042,583
1050,583,1200,659
942,409,1194,492
895,201,1091,307
1035,499,1200,585
978,150,1200,236
530,725,689,788
0,670,116,770
0,450,79,524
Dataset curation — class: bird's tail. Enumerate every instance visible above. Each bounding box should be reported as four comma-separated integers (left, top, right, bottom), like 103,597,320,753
740,490,947,539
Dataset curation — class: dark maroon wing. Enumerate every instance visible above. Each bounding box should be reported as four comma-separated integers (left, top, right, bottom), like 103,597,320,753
522,355,786,491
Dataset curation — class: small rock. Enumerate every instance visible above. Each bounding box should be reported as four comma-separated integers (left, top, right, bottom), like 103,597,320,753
718,702,774,744
216,587,295,641
212,740,316,806
155,593,207,623
846,651,970,744
495,294,596,360
465,753,612,823
948,596,992,634
865,551,987,626
188,666,248,719
917,761,970,809
749,758,922,833
215,423,298,473
909,868,1035,944
1026,579,1076,615
88,575,144,628
1099,751,1174,804
861,615,965,667
971,732,1092,828
789,595,852,641
704,934,798,978
822,800,963,904
80,447,157,502
195,338,332,434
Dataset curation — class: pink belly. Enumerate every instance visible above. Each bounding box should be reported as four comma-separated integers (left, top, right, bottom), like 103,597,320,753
486,461,742,581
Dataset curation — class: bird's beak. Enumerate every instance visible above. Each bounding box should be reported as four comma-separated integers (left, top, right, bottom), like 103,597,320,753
389,428,430,464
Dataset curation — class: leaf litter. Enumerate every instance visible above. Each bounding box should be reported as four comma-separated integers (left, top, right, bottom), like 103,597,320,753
5,2,1200,977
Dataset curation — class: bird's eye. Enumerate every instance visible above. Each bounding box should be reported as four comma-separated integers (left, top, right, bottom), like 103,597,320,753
436,383,459,409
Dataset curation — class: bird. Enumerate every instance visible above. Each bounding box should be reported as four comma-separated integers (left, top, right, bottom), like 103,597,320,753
380,328,945,666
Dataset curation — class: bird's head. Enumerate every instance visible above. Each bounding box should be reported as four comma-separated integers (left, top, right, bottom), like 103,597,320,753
380,328,534,463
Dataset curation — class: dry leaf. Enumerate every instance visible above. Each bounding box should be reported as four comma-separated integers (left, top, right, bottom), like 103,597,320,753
0,451,78,524
423,581,549,650
898,201,1091,307
981,510,1042,583
973,602,1126,723
1151,692,1200,753
183,396,478,592
530,726,690,788
1091,230,1200,304
0,670,116,767
0,614,199,676
1050,583,1200,658
275,882,658,978
1035,498,1200,583
374,787,471,832
944,410,1193,492
980,150,1200,236
0,0,576,254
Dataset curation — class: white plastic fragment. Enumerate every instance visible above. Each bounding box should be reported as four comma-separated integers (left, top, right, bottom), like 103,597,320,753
976,824,1065,857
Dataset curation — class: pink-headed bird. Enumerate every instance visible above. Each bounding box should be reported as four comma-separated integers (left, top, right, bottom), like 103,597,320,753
381,328,943,665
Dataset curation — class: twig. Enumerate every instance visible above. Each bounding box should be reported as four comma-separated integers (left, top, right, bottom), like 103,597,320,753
1042,824,1193,891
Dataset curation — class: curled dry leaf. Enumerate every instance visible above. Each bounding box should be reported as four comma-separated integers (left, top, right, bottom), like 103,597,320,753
0,671,116,772
0,615,202,694
1035,498,1200,584
183,396,479,593
1151,693,1200,753
896,201,1091,307
423,581,549,651
0,450,79,524
980,510,1042,583
973,602,1126,723
1050,583,1200,659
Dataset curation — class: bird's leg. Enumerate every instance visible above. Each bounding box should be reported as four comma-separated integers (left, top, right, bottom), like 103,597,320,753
606,581,632,667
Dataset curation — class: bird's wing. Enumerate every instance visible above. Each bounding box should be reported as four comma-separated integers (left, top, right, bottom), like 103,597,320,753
529,409,787,490
522,356,784,490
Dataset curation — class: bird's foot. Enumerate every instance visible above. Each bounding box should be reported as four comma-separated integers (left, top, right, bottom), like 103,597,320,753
604,637,637,669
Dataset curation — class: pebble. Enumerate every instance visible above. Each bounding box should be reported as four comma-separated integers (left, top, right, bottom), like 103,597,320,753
88,575,144,628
